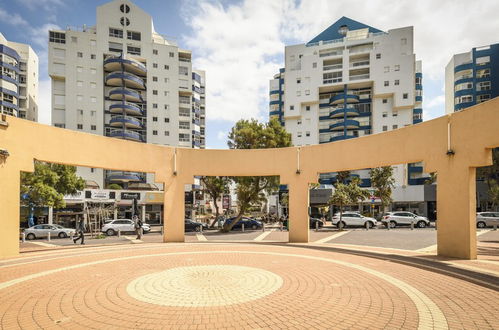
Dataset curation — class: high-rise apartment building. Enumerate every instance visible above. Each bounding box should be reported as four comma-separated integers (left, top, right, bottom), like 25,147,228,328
0,33,38,121
48,0,205,188
270,17,424,188
445,43,499,114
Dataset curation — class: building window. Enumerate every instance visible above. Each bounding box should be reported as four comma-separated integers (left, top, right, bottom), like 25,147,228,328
120,17,130,26
109,28,123,38
90,97,96,103
77,52,83,58
90,82,96,88
164,91,169,96
152,76,158,82
164,104,169,110
91,111,96,117
297,120,302,125
403,93,408,99
153,130,158,135
312,62,317,68
395,79,399,86
120,4,130,13
296,91,301,97
179,121,190,129
109,42,123,53
153,63,158,68
90,54,96,60
54,123,65,128
384,66,389,73
476,56,490,66
164,131,169,136
179,66,189,76
90,168,94,173
305,90,310,95
179,108,190,117
127,46,141,56
392,124,398,129
306,131,310,137
382,125,387,131
382,112,387,117
290,105,294,110
77,109,83,115
392,111,398,117
164,65,169,70
153,90,158,95
77,124,83,129
49,31,66,44
401,38,407,45
91,125,96,131
477,81,491,91
297,132,302,138
297,78,301,84
153,49,158,55
477,69,490,78
169,52,174,57
153,103,158,108
179,133,190,142
376,53,381,59
164,118,169,123
384,81,389,87
91,68,96,74
127,31,141,41
382,99,387,104
306,105,310,111
164,78,169,83
153,116,158,122
477,94,491,103
394,65,400,71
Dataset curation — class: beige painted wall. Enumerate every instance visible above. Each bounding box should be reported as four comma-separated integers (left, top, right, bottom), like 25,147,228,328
1,99,498,259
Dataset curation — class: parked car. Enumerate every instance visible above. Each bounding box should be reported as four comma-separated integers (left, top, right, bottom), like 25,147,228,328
185,219,209,232
332,212,377,228
381,212,430,228
24,224,75,240
310,217,324,229
101,219,151,236
224,217,263,230
476,212,499,228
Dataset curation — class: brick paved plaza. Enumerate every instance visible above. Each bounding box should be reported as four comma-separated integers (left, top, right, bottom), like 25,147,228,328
1,239,499,329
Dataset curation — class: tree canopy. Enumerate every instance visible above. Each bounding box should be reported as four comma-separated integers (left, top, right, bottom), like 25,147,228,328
201,176,230,227
370,166,395,215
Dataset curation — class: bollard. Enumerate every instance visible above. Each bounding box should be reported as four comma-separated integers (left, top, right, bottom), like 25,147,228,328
387,221,390,230
118,229,121,237
315,220,319,232
280,223,283,231
494,223,497,231
199,225,203,233
47,232,51,242
262,225,265,232
365,221,369,231
242,223,245,232
21,232,25,243
339,221,343,231
410,220,414,230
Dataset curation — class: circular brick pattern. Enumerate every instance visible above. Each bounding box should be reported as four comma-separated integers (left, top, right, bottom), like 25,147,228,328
126,265,283,307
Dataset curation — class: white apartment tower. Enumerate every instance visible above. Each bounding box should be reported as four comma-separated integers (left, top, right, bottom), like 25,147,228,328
270,17,424,188
0,33,38,121
48,0,205,188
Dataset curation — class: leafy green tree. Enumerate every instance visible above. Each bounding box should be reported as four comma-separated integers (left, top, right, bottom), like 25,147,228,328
347,177,371,208
329,183,351,229
477,148,499,210
224,118,291,231
106,183,123,190
21,162,85,209
201,176,230,228
370,166,395,216
489,180,499,210
335,171,351,184
424,172,437,185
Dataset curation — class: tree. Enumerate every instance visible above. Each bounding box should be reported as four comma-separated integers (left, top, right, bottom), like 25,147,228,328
370,166,395,216
201,176,230,228
335,170,351,184
223,118,291,231
347,177,371,210
424,172,437,185
489,180,499,210
106,183,123,190
477,148,499,210
329,183,351,229
21,162,85,209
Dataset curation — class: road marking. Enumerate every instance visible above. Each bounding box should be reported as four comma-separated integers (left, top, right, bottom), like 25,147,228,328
416,229,491,253
29,241,57,247
196,233,207,241
313,230,351,244
254,229,275,241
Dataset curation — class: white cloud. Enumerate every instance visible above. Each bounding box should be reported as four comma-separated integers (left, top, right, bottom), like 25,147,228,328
425,95,445,109
181,0,499,125
17,0,65,11
423,94,446,120
0,8,29,27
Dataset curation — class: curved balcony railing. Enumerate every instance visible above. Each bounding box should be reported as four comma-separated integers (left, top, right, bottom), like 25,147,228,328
106,171,143,183
330,119,360,131
105,72,146,90
454,62,473,73
108,88,142,103
329,107,359,118
108,102,143,116
330,134,356,142
107,129,142,142
330,93,359,105
103,56,147,76
109,115,143,128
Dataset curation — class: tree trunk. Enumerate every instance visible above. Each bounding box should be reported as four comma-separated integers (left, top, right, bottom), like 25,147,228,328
209,201,220,228
223,208,245,232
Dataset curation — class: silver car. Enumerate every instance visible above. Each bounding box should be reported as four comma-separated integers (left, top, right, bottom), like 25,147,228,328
382,212,430,228
332,212,377,228
101,219,151,236
24,224,75,240
476,212,499,228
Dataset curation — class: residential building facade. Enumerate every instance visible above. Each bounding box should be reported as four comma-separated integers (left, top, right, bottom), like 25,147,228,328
48,0,205,188
445,43,499,113
270,17,427,213
0,33,38,121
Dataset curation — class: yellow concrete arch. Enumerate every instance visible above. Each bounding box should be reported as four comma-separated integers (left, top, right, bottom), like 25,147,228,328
1,99,499,259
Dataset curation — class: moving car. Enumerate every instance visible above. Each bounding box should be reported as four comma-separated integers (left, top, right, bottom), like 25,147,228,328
223,217,263,230
24,224,75,240
310,217,324,229
101,219,150,236
476,212,499,228
381,212,430,228
185,219,209,232
332,212,377,228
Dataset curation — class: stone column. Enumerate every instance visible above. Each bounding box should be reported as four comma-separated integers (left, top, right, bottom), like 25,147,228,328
0,166,20,258
141,205,146,223
287,180,311,243
48,206,53,225
163,176,189,243
437,165,477,259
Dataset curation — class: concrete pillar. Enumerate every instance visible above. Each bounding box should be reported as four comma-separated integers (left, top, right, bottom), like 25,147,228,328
113,205,118,220
287,181,310,243
48,206,53,225
163,177,188,243
141,205,146,223
0,166,20,258
437,165,477,259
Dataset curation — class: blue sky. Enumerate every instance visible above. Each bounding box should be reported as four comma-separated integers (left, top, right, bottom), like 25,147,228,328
1,0,498,149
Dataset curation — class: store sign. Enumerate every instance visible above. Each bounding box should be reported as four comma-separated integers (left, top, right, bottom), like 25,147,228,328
64,191,84,200
121,192,141,200
185,191,193,204
222,195,231,209
91,190,109,200
145,192,164,204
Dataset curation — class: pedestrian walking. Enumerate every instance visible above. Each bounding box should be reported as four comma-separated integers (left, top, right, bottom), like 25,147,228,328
73,220,85,245
134,215,143,240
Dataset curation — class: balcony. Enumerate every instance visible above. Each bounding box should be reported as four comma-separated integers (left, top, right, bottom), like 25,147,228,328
107,129,142,142
109,102,143,116
350,60,370,68
349,73,370,81
323,64,342,71
330,119,360,131
105,72,146,90
329,107,359,118
109,115,143,129
103,56,147,76
454,62,473,73
108,88,142,103
106,171,143,183
330,134,356,142
330,93,359,105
